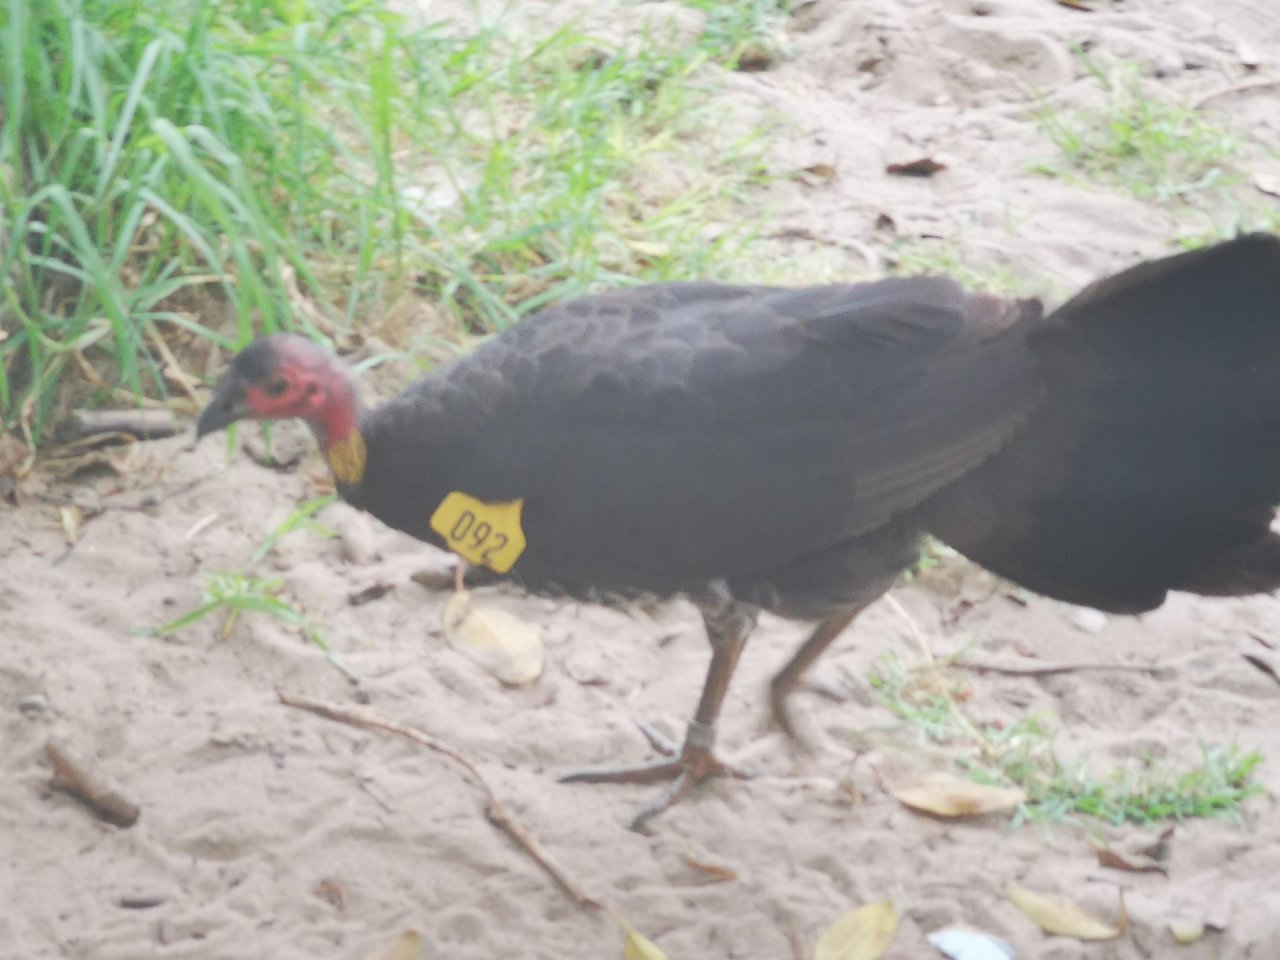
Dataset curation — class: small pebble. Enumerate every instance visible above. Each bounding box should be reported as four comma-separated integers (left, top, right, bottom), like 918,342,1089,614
19,694,49,716
1070,608,1109,634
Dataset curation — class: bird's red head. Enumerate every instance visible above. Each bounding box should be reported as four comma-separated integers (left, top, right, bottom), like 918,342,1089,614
196,334,365,483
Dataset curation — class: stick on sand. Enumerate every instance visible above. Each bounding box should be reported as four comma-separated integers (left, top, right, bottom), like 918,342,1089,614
46,738,141,827
278,691,601,910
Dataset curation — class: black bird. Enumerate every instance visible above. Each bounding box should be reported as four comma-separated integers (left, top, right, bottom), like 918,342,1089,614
197,234,1280,830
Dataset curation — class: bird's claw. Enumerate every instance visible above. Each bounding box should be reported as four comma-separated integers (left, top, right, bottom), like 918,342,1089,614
559,720,751,831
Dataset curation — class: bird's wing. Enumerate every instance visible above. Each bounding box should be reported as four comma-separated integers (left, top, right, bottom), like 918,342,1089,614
365,278,1044,595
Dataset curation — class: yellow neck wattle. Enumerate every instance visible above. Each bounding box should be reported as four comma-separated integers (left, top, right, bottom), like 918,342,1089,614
326,429,367,486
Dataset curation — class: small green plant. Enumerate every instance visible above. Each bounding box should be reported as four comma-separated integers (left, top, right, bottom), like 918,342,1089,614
252,495,338,564
1033,64,1238,203
866,650,1265,825
680,0,790,67
150,495,349,676
153,571,354,680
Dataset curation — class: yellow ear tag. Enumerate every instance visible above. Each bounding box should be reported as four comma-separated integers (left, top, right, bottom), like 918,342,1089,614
429,492,527,574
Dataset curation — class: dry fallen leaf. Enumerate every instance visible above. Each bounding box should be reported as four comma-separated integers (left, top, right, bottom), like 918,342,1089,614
1094,845,1167,875
927,926,1016,960
60,505,82,545
443,590,544,686
1170,921,1206,944
1091,829,1172,875
348,582,395,606
814,901,898,960
1006,883,1120,941
368,931,423,960
683,846,738,882
623,925,668,960
0,433,32,479
893,773,1027,818
886,158,947,178
801,162,840,183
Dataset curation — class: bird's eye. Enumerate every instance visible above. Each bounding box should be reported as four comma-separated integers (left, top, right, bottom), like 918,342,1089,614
266,378,289,397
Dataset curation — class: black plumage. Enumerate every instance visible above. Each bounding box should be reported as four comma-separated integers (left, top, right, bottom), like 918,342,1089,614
350,278,1040,610
197,233,1280,830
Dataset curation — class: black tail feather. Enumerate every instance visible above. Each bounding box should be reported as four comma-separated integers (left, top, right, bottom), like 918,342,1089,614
927,234,1280,613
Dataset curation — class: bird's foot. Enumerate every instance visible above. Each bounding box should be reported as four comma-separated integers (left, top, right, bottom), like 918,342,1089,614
559,720,750,832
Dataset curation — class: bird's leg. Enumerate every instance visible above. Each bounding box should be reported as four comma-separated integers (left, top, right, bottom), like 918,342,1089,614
560,588,757,831
768,602,873,752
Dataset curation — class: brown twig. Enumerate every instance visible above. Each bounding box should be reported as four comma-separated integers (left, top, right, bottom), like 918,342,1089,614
277,691,601,910
957,660,1170,678
66,408,183,441
46,738,140,827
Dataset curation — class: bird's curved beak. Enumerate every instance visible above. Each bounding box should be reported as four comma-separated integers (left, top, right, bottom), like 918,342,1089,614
196,376,251,439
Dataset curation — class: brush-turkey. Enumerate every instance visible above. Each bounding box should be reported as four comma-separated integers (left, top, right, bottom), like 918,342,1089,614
197,233,1280,831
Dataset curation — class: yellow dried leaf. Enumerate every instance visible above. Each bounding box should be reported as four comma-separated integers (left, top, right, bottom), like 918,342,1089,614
1170,921,1206,944
1090,841,1167,875
610,911,668,960
682,846,738,882
368,930,423,960
892,773,1026,818
814,901,898,960
443,590,544,686
1006,882,1120,941
60,506,82,545
623,926,668,960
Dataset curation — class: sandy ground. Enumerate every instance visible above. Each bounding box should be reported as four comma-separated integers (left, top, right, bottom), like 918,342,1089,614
4,1,1280,958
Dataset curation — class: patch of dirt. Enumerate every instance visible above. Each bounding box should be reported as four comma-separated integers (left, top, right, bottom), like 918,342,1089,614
3,1,1280,958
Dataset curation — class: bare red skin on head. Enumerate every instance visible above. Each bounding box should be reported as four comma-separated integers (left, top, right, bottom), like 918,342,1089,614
241,340,360,450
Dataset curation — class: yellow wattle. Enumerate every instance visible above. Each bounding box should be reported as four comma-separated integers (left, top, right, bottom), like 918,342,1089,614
326,429,367,486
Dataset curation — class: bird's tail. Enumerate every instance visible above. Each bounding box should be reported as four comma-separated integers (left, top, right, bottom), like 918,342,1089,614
926,233,1280,613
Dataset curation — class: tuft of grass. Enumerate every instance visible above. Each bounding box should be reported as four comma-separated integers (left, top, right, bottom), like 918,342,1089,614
252,494,337,564
680,0,791,68
866,650,1264,825
151,496,348,677
1033,64,1238,203
2,0,773,443
152,569,354,680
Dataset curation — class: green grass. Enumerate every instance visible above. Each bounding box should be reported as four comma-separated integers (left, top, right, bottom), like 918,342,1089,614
152,570,354,678
679,0,791,68
251,493,337,563
865,651,1264,825
151,496,350,677
2,0,773,444
1033,64,1239,204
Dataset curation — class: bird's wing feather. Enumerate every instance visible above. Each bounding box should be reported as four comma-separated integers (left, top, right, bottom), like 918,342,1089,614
363,278,1043,596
